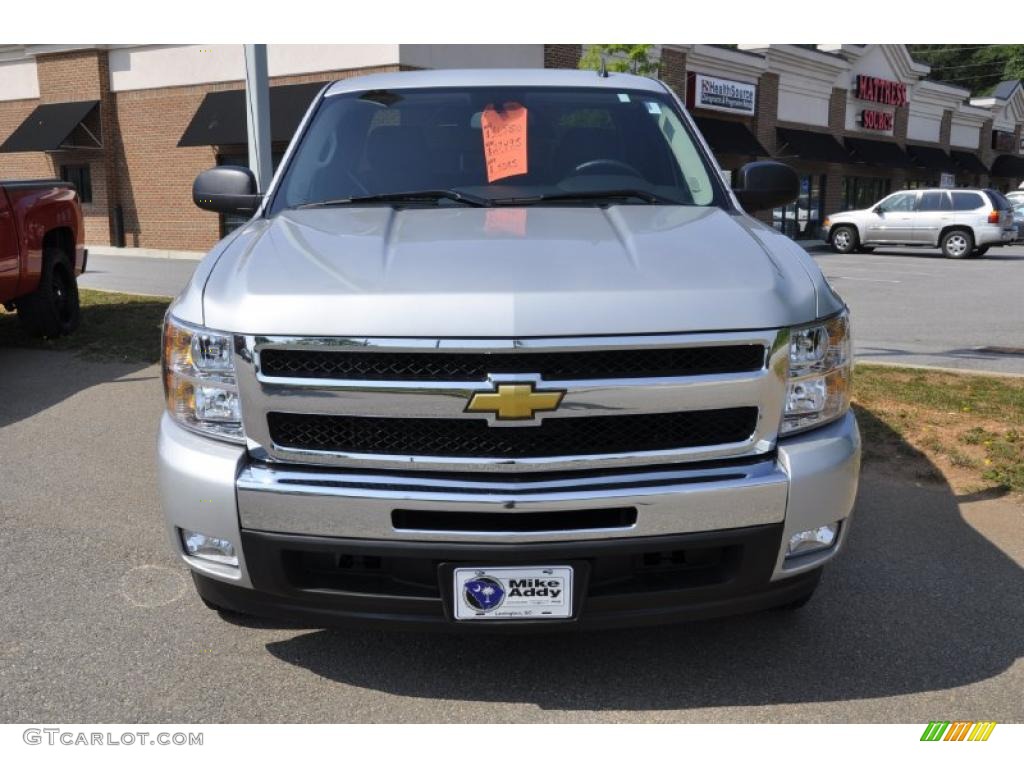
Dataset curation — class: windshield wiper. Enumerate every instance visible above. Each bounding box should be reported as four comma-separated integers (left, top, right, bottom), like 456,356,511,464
295,189,490,209
496,189,686,206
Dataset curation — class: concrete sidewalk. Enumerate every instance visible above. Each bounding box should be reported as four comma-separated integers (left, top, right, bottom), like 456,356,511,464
87,245,204,262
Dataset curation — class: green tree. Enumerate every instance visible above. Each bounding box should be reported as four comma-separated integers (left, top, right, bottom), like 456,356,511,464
579,45,657,76
909,45,1024,94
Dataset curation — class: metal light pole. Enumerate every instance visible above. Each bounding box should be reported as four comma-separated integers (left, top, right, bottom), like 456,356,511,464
243,44,272,193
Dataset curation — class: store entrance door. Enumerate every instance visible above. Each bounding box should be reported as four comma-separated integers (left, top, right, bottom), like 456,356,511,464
772,174,824,240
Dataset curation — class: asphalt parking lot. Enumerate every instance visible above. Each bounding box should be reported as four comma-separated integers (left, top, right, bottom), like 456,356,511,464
816,243,1024,375
0,347,1021,723
79,242,1024,375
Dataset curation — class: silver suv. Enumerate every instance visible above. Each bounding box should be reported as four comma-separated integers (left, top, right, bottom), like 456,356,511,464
825,188,1016,258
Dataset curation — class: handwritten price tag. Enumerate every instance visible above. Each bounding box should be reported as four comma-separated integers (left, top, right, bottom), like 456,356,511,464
481,102,528,183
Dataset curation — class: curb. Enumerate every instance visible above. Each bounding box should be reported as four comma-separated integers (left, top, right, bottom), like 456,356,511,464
856,361,1024,379
86,245,204,262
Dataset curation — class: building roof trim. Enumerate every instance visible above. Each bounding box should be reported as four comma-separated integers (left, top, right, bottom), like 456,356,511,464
877,44,931,80
685,45,766,82
950,105,993,128
740,44,849,74
914,78,971,104
975,81,1024,129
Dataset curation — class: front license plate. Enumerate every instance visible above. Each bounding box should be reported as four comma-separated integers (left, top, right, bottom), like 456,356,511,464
453,566,573,621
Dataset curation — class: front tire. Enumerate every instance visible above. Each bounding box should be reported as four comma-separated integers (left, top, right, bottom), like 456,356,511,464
830,225,858,254
973,245,990,257
941,229,974,259
16,248,81,338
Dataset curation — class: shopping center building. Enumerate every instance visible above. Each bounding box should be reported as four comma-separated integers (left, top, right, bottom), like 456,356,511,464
1,43,1022,250
674,44,1024,238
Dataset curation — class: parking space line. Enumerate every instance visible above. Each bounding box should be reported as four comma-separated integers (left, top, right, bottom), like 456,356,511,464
826,275,901,283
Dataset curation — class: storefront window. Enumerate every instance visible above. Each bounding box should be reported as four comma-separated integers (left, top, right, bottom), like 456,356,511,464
772,174,825,240
842,176,891,211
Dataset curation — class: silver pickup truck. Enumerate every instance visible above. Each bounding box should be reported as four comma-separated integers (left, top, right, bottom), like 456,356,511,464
159,69,860,631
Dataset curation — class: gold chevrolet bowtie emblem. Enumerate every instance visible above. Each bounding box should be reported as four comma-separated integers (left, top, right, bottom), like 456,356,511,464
466,383,566,421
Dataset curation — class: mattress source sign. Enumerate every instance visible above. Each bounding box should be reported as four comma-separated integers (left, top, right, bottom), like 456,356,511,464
691,74,756,116
856,74,907,132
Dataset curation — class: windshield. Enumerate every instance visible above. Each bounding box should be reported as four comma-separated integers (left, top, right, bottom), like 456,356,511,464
269,86,723,213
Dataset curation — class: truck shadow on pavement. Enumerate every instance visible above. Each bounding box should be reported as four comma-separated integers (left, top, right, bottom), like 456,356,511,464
0,347,156,430
264,409,1024,712
0,291,166,429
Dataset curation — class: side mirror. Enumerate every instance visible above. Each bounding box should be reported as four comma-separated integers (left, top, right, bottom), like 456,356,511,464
732,161,799,212
193,166,261,215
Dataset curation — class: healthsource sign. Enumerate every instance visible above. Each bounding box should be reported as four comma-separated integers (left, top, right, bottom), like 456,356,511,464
690,74,756,116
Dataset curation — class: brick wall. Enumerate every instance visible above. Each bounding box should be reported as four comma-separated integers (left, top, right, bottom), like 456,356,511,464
112,64,404,251
0,99,55,179
36,49,104,102
2,50,115,244
543,45,582,70
754,73,779,156
828,88,846,132
939,109,952,146
978,118,995,187
2,56,406,252
659,48,687,102
813,88,846,217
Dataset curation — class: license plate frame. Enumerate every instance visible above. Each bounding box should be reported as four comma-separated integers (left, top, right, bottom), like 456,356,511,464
451,565,574,621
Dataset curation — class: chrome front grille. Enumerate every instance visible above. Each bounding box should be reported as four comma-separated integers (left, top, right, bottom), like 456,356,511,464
267,407,759,459
235,331,789,474
258,344,766,382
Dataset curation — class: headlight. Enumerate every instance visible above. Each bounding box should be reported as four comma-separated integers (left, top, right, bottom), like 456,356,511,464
162,315,244,443
781,311,851,435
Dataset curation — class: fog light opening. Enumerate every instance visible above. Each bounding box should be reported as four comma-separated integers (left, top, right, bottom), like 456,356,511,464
181,529,238,567
786,523,839,559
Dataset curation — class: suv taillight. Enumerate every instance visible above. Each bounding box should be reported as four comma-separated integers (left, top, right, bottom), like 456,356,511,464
988,210,1001,224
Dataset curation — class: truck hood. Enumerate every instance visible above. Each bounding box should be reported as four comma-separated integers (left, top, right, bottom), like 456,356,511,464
199,205,836,337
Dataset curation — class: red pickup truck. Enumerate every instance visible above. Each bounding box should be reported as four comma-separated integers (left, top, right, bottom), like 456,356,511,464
0,179,85,337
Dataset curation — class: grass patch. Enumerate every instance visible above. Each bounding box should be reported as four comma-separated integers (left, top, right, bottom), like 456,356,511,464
854,364,1024,494
0,288,170,364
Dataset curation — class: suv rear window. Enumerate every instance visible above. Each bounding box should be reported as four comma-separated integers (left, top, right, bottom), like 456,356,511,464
950,192,985,211
270,86,723,213
983,189,1012,211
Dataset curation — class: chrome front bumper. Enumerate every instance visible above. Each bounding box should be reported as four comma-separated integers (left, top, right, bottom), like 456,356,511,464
157,411,860,589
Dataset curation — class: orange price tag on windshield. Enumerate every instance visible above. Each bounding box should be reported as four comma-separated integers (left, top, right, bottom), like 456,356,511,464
481,102,528,183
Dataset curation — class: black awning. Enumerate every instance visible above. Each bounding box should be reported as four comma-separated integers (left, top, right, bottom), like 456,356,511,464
845,137,914,168
178,82,327,147
906,144,955,172
775,128,850,163
693,117,768,157
950,150,989,175
0,101,100,153
990,154,1024,177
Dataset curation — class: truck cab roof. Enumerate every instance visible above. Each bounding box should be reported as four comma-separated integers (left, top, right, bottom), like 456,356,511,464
323,68,668,98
